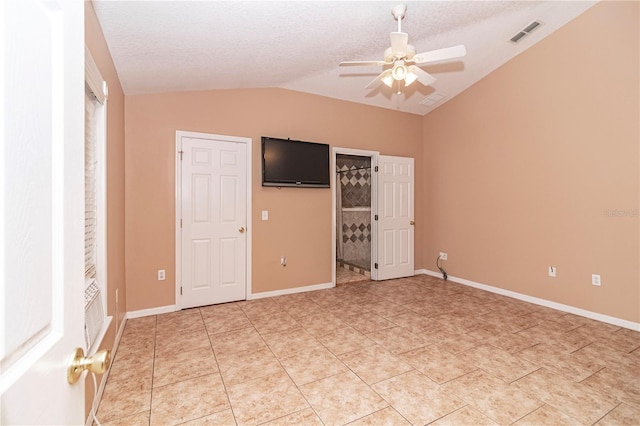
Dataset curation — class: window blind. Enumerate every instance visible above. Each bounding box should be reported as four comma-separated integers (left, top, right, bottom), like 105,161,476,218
85,88,98,284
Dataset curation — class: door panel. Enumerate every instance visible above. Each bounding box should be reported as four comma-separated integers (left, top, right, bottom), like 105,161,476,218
220,238,237,284
180,135,248,309
376,156,415,280
382,230,395,266
192,174,210,222
220,175,238,222
400,229,410,264
1,0,85,423
192,239,211,289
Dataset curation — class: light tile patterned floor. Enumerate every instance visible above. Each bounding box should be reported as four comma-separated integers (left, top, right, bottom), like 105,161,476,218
336,264,370,286
97,275,640,426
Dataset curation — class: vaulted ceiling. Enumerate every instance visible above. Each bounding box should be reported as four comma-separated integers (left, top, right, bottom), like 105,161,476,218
92,1,596,115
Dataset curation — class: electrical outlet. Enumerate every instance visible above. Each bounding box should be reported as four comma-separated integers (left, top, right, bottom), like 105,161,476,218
262,210,269,221
592,274,601,286
439,252,448,261
158,269,166,281
548,266,556,277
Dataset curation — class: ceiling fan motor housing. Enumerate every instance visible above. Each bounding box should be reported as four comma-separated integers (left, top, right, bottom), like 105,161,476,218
384,45,415,62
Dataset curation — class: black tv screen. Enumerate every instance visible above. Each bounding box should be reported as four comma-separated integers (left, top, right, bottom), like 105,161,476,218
262,137,330,188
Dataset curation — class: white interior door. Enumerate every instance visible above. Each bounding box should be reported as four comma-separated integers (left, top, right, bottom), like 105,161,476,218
1,0,85,424
376,156,415,280
178,133,250,309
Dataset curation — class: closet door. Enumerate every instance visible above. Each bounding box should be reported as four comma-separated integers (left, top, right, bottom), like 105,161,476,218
178,132,250,309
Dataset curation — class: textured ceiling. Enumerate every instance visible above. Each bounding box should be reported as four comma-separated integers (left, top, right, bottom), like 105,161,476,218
92,0,596,115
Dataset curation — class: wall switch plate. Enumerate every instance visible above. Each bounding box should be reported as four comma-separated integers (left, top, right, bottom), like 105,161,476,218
158,269,166,281
592,274,601,286
439,252,448,261
548,266,556,277
261,210,269,221
280,256,287,267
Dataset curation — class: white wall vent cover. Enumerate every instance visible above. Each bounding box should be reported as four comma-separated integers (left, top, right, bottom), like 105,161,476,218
84,281,105,350
420,93,447,107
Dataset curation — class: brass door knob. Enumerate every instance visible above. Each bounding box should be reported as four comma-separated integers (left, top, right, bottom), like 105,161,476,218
67,347,111,384
410,220,415,225
239,227,245,233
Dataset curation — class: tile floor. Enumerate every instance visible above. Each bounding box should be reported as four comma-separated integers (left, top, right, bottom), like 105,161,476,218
336,264,370,286
97,275,640,426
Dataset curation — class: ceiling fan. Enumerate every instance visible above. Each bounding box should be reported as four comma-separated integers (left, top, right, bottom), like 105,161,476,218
340,4,466,93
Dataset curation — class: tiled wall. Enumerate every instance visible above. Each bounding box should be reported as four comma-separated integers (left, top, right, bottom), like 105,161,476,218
337,155,371,271
341,209,371,270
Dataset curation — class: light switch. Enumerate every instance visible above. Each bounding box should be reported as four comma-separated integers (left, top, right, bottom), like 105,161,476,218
262,210,269,221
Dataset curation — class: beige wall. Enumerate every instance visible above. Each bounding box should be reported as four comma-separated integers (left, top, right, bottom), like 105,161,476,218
422,1,639,322
124,89,424,311
85,1,127,415
114,1,638,323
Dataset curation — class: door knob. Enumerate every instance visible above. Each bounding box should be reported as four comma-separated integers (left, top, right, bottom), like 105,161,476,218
239,227,245,233
410,220,415,225
67,347,111,384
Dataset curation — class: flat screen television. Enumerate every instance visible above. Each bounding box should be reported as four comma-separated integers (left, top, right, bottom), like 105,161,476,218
262,137,330,188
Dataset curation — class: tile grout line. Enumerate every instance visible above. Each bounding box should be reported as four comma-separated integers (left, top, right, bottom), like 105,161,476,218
202,306,241,425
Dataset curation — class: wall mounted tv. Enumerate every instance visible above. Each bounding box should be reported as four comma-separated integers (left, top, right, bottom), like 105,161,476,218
262,137,330,188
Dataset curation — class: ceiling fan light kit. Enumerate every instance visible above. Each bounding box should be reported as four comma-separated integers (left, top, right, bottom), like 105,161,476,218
380,71,394,88
340,3,467,94
391,62,408,81
404,69,418,86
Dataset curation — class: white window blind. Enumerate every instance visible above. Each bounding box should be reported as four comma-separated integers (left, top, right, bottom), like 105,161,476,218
84,86,104,350
84,47,109,351
85,88,98,285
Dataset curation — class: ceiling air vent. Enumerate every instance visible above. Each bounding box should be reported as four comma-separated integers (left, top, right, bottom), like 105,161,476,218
510,20,542,44
420,93,447,107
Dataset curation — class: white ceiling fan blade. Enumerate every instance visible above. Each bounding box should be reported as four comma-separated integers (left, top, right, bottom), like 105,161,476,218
365,69,392,90
413,45,467,64
340,60,389,67
408,66,437,86
390,32,408,57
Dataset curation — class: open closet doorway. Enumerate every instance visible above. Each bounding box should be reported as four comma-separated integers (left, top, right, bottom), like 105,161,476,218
333,149,378,285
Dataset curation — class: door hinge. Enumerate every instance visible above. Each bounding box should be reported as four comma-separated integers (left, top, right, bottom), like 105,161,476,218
180,286,182,295
374,263,378,269
374,214,378,221
179,150,184,160
374,166,378,172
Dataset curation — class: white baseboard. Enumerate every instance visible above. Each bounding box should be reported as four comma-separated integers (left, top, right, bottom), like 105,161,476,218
249,282,335,300
112,314,127,355
418,269,640,331
127,304,177,319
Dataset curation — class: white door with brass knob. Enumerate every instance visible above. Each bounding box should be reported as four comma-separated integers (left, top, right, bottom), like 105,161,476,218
1,0,86,424
376,156,415,280
177,131,251,309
